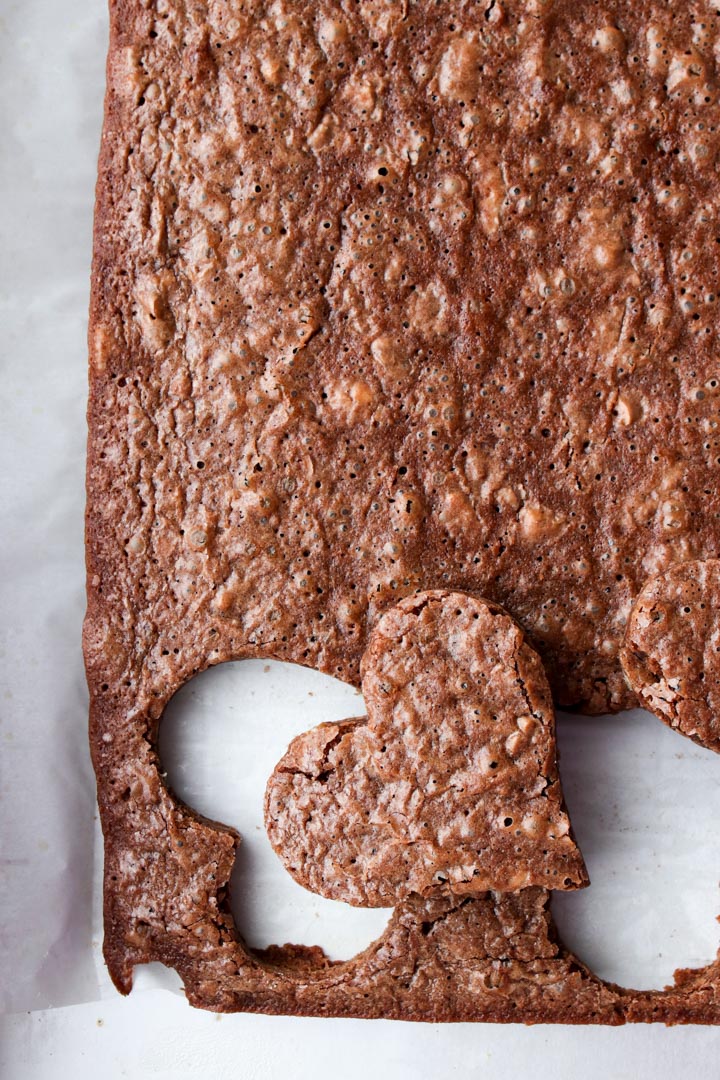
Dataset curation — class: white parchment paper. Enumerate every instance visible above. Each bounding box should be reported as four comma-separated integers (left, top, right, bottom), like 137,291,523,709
2,0,720,1020
0,1,107,1012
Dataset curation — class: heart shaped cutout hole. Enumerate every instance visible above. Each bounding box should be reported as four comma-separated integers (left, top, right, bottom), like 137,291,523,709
158,658,392,961
551,709,720,990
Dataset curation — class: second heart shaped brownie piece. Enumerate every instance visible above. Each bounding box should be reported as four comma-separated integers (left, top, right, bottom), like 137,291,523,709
265,591,588,907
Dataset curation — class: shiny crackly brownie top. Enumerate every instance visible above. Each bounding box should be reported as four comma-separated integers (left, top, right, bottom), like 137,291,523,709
88,1,720,714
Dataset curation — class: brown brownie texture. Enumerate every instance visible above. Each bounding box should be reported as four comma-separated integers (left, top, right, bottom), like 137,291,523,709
621,560,720,753
265,592,587,905
86,0,720,1021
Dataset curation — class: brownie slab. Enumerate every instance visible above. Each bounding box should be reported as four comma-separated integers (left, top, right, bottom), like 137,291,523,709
86,0,720,1021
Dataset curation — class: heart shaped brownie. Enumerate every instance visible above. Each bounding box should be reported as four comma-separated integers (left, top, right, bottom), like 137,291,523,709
265,591,588,907
621,559,720,754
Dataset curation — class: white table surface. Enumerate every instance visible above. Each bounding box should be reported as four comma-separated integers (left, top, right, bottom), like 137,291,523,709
2,1,720,1076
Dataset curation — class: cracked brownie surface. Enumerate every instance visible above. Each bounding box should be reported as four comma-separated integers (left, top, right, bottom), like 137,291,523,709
91,0,720,716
